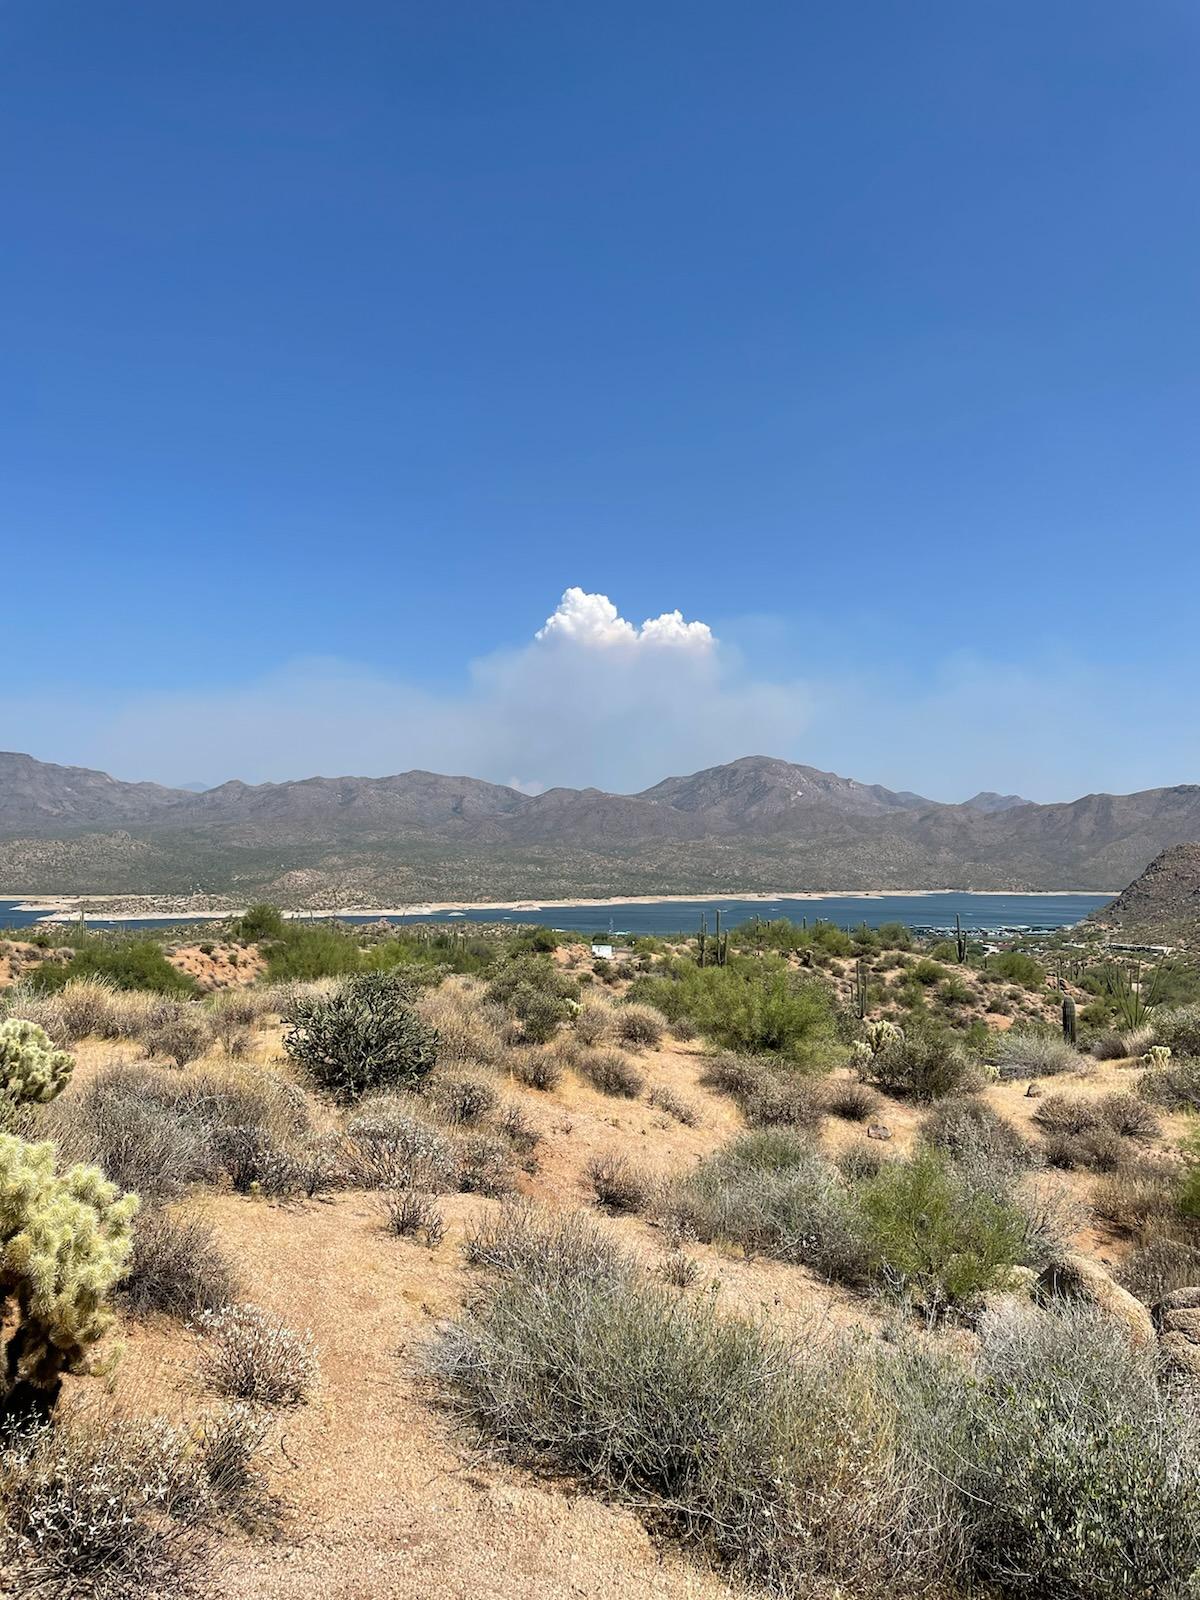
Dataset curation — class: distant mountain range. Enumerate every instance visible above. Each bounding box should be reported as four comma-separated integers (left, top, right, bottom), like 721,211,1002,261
0,750,1196,907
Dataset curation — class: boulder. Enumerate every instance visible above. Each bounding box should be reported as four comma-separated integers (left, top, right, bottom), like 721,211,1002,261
1160,1331,1200,1384
1158,1306,1200,1343
1152,1285,1200,1328
867,1124,893,1141
1036,1254,1155,1348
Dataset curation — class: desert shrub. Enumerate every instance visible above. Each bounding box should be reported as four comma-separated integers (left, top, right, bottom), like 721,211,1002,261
0,1407,225,1598
577,1048,644,1098
486,955,578,1042
865,1024,972,1101
574,997,618,1047
510,1046,562,1092
1140,1055,1200,1112
702,1052,826,1129
921,1096,1032,1169
657,1250,700,1288
836,1142,888,1182
586,1153,651,1213
119,1209,241,1320
47,976,120,1041
284,972,438,1101
211,1124,297,1195
28,936,197,996
464,1198,626,1284
230,902,287,942
424,1071,498,1126
956,1302,1200,1597
142,1008,212,1068
1152,1004,1200,1059
630,957,836,1062
416,979,505,1068
1097,1091,1161,1142
660,1131,871,1283
382,1188,445,1247
648,1085,699,1126
1119,1237,1200,1304
0,1136,137,1420
435,1207,925,1595
263,922,362,982
1091,1168,1180,1238
859,1149,1028,1314
615,1002,667,1051
47,1061,307,1202
1033,1092,1101,1137
456,1133,516,1196
1090,1030,1130,1061
1041,1127,1131,1173
824,1077,881,1123
342,1098,457,1191
993,1028,1080,1079
988,951,1046,990
196,1303,317,1406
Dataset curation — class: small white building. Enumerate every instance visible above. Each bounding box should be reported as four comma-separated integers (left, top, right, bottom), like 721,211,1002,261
591,943,614,960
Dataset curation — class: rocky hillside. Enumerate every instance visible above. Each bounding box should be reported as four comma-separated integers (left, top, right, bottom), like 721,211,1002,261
1088,843,1200,948
3,751,1200,902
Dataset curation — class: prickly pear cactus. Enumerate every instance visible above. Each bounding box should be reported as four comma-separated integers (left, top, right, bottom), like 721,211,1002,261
0,1135,138,1417
0,1018,74,1106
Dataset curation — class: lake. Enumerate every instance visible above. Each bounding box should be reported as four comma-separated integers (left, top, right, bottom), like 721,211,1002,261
0,891,1112,938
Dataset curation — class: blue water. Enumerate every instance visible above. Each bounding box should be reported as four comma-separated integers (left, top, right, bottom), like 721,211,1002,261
0,892,1111,938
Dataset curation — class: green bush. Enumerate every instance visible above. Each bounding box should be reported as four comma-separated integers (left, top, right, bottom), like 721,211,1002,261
865,1023,972,1101
629,956,836,1062
283,973,438,1101
27,937,197,996
265,923,362,981
229,902,286,942
859,1148,1027,1313
435,1206,906,1594
958,1303,1200,1597
1152,1004,1200,1058
989,951,1046,990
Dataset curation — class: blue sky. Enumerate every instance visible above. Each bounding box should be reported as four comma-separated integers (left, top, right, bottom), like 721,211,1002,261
2,2,1197,799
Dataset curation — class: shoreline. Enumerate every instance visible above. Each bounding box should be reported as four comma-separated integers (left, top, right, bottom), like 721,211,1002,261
4,887,1117,923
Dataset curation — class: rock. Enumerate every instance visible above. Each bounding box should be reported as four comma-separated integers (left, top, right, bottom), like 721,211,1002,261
1160,1330,1200,1383
1025,1081,1043,1098
1036,1254,1155,1348
1159,1306,1200,1342
867,1124,893,1141
1153,1285,1200,1326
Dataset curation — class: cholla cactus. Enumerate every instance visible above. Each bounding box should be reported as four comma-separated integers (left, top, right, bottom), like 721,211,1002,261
0,1135,138,1419
1143,1044,1172,1067
850,1040,874,1071
0,1018,73,1107
865,1019,903,1057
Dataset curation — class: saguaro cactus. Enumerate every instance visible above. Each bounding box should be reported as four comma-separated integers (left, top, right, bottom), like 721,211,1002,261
0,1135,138,1420
1062,995,1077,1046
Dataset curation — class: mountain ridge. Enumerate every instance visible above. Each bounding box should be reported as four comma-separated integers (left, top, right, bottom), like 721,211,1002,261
1,750,1197,905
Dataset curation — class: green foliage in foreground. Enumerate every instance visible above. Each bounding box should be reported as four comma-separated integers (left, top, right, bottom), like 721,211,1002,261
283,971,438,1100
628,955,837,1062
26,936,198,996
661,1133,1030,1313
438,1205,1200,1599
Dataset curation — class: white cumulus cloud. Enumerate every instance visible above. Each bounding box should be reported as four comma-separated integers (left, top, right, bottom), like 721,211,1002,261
534,587,715,652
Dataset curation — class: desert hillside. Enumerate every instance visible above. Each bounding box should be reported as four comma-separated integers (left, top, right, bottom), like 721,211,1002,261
0,910,1199,1596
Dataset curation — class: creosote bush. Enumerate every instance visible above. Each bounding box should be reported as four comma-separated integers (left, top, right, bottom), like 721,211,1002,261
196,1303,318,1407
864,1023,973,1101
510,1047,562,1092
284,972,438,1101
614,1002,667,1051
